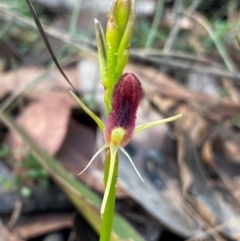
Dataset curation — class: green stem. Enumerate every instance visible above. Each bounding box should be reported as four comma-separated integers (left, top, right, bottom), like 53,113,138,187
100,148,119,241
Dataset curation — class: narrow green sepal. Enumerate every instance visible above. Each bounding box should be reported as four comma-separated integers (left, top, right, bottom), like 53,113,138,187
94,19,108,87
69,90,105,131
134,113,184,133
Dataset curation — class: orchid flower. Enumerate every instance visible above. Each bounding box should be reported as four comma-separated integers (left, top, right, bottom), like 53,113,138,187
69,73,183,215
69,0,183,227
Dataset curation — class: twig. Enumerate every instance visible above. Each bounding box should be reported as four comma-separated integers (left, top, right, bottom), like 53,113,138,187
163,0,202,52
134,48,223,67
7,201,22,230
131,50,240,80
145,0,165,48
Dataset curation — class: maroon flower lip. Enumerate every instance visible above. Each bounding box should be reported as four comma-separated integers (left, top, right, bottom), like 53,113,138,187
104,73,143,147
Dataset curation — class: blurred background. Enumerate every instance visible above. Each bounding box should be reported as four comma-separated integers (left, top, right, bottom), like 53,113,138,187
1,0,240,240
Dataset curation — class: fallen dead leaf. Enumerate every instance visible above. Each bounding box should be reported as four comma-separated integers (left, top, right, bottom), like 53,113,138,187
0,66,79,99
6,92,76,156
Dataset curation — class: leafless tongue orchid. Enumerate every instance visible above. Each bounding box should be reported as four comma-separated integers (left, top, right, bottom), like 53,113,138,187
70,73,183,184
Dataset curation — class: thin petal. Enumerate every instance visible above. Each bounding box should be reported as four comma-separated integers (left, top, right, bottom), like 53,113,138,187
119,147,144,182
134,113,183,133
78,144,107,175
69,90,105,131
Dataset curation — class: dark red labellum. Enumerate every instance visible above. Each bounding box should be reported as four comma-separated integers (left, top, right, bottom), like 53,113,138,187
104,73,143,147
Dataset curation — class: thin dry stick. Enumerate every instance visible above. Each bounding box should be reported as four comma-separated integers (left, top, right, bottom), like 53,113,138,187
163,0,202,52
133,48,223,67
131,51,240,80
7,201,22,230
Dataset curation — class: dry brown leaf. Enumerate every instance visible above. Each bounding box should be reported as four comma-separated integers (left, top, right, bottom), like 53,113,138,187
0,66,78,98
6,92,76,156
126,63,240,239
